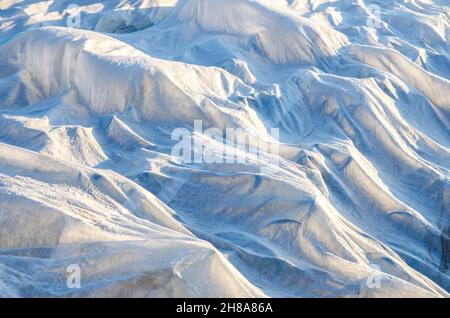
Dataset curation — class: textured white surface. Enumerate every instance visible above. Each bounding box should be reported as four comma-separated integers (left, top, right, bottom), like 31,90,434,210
0,0,448,297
